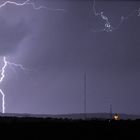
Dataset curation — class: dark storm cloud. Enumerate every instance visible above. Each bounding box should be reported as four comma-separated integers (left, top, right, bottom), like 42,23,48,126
28,0,140,73
0,18,29,56
2,0,140,115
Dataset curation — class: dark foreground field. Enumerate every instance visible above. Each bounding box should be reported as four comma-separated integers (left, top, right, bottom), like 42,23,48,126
0,116,140,139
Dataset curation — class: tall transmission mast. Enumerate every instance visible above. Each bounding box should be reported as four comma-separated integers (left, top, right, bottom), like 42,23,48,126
84,72,87,120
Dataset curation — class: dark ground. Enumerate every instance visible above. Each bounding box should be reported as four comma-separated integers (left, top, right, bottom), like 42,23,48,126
0,116,140,139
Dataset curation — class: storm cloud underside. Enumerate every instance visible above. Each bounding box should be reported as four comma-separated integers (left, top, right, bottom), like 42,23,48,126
0,0,140,115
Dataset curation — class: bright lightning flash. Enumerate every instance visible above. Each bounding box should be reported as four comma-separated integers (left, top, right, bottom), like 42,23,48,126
0,0,65,113
0,57,28,113
93,0,140,32
0,0,65,11
0,57,7,113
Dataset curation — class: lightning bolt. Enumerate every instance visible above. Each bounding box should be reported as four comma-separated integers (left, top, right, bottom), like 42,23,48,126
92,0,140,32
0,0,65,113
0,0,65,11
0,57,7,113
0,56,28,113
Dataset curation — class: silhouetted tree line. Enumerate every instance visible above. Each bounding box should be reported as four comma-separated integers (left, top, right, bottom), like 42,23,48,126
0,116,139,138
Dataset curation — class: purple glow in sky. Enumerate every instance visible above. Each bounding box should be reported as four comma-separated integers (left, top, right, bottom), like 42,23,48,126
0,0,140,115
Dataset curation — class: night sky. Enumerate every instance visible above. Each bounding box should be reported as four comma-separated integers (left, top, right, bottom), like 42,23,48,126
0,0,140,115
